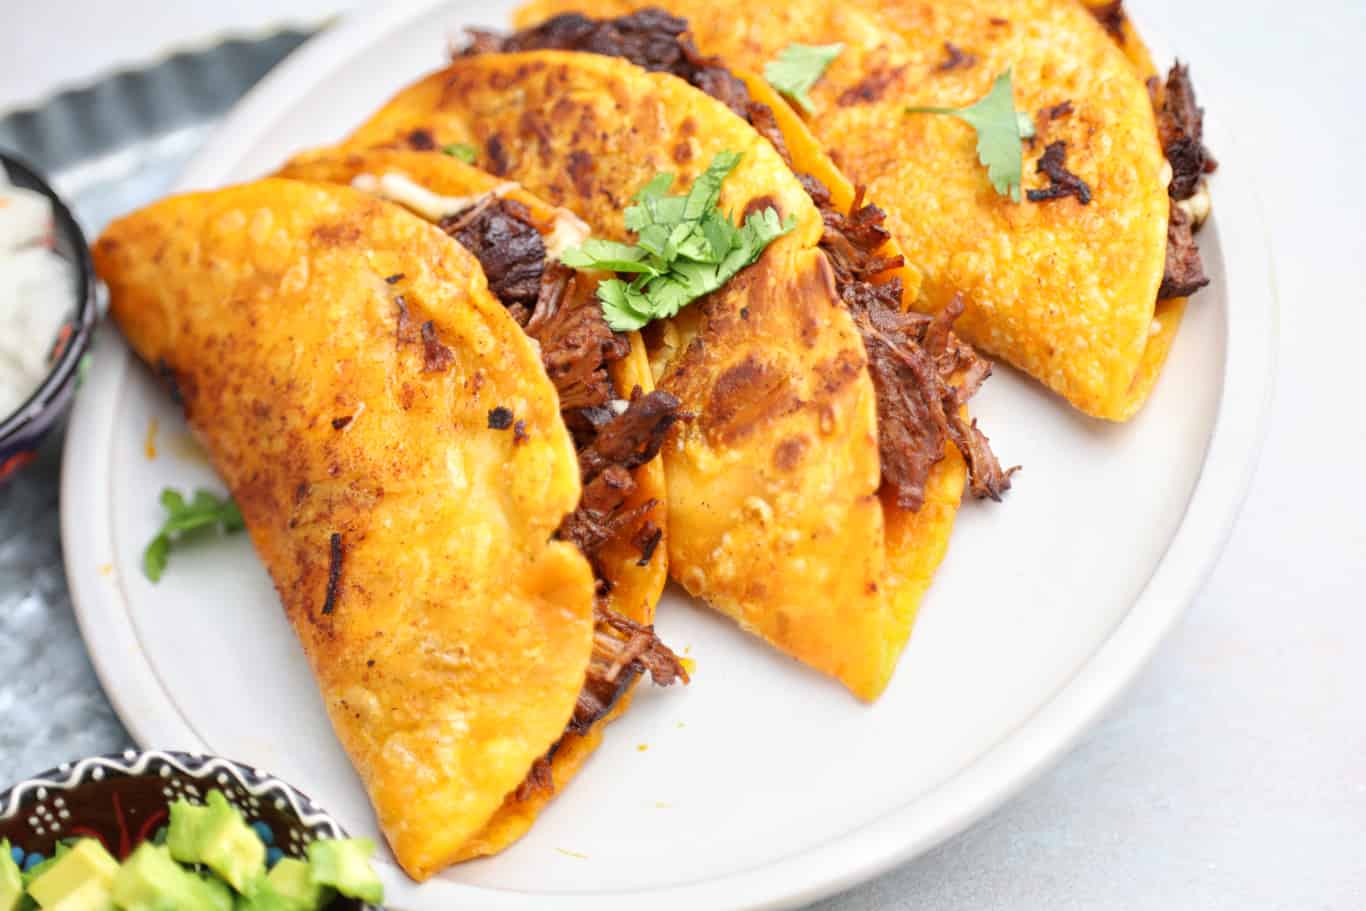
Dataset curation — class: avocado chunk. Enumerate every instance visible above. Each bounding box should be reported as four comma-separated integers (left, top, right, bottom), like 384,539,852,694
26,840,117,909
111,842,229,911
306,839,383,904
196,874,234,911
35,878,112,911
263,859,330,910
166,791,265,893
0,840,23,911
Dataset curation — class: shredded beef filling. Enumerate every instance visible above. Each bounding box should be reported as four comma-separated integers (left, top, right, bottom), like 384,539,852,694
1156,62,1215,202
803,176,1016,507
478,11,1011,510
444,194,685,796
1158,204,1208,299
465,9,751,119
1153,63,1216,300
440,198,546,319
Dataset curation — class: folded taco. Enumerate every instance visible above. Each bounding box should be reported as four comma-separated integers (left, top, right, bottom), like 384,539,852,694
513,0,1216,421
334,15,1014,700
93,177,685,879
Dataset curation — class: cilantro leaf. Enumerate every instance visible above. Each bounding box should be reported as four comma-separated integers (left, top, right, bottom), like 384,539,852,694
143,487,245,582
764,43,844,114
906,70,1035,202
442,143,477,164
559,151,796,332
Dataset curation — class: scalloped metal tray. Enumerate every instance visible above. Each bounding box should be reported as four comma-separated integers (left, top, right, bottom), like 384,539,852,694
0,28,313,785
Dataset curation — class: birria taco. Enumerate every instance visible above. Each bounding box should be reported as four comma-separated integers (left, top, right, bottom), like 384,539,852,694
93,177,686,879
333,13,1014,700
513,0,1216,420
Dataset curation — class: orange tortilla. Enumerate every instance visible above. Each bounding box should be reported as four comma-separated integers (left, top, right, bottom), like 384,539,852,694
340,49,970,700
515,0,1182,420
94,179,597,879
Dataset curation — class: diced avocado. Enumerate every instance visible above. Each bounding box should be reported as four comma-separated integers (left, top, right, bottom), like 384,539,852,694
0,840,23,911
195,874,234,911
26,840,117,909
36,878,112,911
110,843,226,911
231,879,306,911
306,839,383,904
264,859,330,911
166,791,265,893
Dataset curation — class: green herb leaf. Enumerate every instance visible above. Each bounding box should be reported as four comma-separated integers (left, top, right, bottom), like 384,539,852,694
906,70,1034,202
764,43,844,114
559,151,796,332
442,143,477,164
142,487,245,583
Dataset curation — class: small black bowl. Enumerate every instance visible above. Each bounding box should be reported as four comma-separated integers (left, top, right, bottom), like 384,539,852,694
0,151,98,486
0,750,375,909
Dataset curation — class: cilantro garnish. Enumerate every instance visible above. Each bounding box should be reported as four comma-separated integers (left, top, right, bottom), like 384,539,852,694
442,143,477,164
764,43,844,114
560,151,795,331
143,487,245,582
906,70,1036,202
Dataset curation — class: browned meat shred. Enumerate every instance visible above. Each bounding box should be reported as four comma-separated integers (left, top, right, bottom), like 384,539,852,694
527,281,631,412
1156,62,1215,202
938,42,977,72
1158,204,1209,299
571,604,689,735
464,9,751,119
1027,141,1093,204
1088,0,1127,41
803,174,1015,507
441,198,546,310
474,10,1010,511
514,757,554,801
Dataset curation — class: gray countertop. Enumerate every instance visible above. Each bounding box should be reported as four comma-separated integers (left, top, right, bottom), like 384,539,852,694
2,1,1364,908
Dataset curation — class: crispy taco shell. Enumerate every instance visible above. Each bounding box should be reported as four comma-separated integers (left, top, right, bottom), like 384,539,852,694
93,179,597,879
276,148,672,857
340,49,974,700
516,0,1183,421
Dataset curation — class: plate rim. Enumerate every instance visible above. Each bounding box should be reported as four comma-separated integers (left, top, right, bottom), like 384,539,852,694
62,3,1279,908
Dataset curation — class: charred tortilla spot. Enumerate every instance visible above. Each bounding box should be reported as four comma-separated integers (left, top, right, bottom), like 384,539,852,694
420,321,455,373
938,42,977,72
680,117,696,136
567,149,596,198
837,66,906,106
704,356,798,447
321,532,344,615
513,419,529,445
672,139,694,164
331,415,353,430
384,273,404,285
311,222,362,247
773,435,809,472
394,295,417,345
488,406,514,430
486,134,510,176
405,128,437,151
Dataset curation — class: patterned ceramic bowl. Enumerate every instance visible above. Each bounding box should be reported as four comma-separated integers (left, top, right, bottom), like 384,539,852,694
0,151,98,487
0,750,376,909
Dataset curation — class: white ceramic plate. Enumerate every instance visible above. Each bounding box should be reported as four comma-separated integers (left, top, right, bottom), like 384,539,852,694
61,3,1276,908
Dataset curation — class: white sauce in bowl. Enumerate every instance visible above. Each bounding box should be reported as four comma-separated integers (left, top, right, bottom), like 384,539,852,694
0,175,73,421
